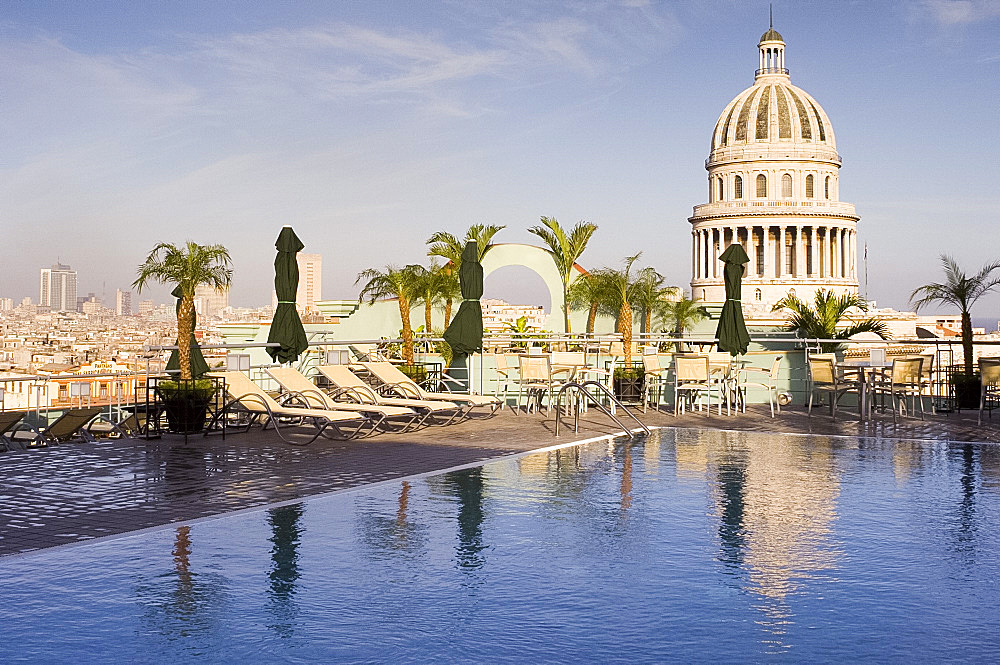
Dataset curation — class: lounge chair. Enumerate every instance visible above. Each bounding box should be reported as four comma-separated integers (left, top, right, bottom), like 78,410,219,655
0,410,27,451
265,367,420,431
316,364,463,425
86,410,149,439
208,371,375,444
360,361,502,418
11,407,104,447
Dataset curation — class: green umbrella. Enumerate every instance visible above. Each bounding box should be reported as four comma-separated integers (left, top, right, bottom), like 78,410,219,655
266,227,309,364
166,285,209,379
443,241,484,356
443,242,483,391
716,243,751,356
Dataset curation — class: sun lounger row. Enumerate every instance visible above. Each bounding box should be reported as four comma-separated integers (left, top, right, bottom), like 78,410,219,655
207,363,500,446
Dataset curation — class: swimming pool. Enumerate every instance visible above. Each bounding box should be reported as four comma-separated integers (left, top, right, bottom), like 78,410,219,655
3,428,999,663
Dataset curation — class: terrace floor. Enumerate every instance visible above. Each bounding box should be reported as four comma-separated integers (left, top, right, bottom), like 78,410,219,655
2,401,999,558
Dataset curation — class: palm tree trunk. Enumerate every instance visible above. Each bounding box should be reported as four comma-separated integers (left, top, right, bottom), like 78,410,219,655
424,298,433,332
177,295,195,381
621,302,633,365
644,310,652,337
587,302,598,335
962,310,974,375
398,296,415,365
563,285,571,333
444,297,453,328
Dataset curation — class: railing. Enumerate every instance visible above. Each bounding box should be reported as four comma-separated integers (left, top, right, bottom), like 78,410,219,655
755,67,789,76
553,381,650,439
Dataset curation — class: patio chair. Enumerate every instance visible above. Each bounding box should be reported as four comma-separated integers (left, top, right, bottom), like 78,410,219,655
208,371,375,444
674,354,722,416
265,367,420,431
348,343,404,364
86,410,147,439
316,364,463,425
514,355,561,415
641,353,670,413
978,358,1000,426
360,362,502,418
0,410,27,451
807,356,860,419
869,357,925,424
738,356,782,417
492,353,518,409
11,406,104,447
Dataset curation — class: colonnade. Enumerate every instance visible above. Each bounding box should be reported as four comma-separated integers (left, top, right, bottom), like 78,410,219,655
691,224,856,281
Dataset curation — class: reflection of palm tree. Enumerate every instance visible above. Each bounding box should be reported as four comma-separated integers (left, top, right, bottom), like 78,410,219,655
172,525,195,615
620,444,633,511
267,504,303,637
955,444,978,558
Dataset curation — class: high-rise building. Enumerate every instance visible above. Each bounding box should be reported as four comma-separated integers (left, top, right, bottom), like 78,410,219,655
39,263,78,312
0,297,13,311
115,289,132,316
296,253,322,313
689,25,859,312
194,285,229,318
138,300,155,316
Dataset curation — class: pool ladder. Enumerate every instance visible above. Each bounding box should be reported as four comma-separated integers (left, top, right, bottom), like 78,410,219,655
553,381,650,439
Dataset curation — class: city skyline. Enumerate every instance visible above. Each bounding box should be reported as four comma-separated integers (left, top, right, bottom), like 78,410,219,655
1,1,998,315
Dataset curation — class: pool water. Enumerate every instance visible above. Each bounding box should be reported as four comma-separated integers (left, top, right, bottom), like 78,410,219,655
3,429,1000,663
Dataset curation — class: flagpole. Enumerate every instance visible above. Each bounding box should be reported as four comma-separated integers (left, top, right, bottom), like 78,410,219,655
864,242,869,302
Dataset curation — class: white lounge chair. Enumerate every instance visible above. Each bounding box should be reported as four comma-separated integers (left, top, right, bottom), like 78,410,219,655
360,362,502,418
316,364,463,425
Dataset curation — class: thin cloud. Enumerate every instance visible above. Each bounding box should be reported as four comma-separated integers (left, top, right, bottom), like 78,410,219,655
914,0,1000,26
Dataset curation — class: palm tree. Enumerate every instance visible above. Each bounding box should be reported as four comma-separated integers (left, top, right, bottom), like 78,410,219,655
415,261,448,333
598,253,643,365
528,216,598,333
630,267,668,336
356,264,425,364
772,288,889,353
133,241,232,381
567,271,612,335
427,224,505,325
661,294,710,338
911,255,1000,375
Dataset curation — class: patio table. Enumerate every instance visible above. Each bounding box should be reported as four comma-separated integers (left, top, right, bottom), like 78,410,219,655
840,359,893,420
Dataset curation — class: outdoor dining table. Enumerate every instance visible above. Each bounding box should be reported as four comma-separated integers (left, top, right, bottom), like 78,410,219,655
840,359,893,420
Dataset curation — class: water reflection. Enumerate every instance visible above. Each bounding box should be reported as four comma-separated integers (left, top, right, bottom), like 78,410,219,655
172,526,196,617
620,442,633,512
953,444,979,562
267,504,303,638
715,451,747,571
442,468,488,570
355,482,427,558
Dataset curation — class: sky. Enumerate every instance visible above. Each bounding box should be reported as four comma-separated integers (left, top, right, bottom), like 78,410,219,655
1,0,998,319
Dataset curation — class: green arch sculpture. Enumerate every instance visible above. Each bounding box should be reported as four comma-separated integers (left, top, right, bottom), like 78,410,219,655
480,243,586,324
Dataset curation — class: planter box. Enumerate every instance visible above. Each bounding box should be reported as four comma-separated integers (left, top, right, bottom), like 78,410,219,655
155,380,217,434
612,366,645,403
953,375,981,410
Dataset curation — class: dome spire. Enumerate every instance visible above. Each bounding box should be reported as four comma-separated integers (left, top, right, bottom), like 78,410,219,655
757,12,787,79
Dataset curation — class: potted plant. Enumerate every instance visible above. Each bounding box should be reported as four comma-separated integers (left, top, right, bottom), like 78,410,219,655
133,241,233,434
613,365,645,402
951,370,981,410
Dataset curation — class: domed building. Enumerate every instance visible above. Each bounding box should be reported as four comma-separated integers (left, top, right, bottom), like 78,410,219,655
689,26,859,313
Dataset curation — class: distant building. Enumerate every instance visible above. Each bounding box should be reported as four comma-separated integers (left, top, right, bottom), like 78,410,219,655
481,299,549,332
39,263,78,312
115,289,132,316
297,253,322,313
194,285,228,318
0,298,12,311
138,300,155,316
77,292,99,312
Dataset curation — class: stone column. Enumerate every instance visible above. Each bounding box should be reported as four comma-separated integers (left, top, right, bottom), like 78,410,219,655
809,227,818,277
763,226,772,278
796,226,805,277
779,226,787,278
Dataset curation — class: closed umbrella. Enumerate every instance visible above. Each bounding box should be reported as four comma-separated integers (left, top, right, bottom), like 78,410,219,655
443,242,484,390
716,243,751,356
166,285,209,379
266,226,309,364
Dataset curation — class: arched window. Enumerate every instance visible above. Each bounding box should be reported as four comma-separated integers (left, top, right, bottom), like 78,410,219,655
756,174,767,198
735,175,743,199
781,173,792,198
717,177,725,201
805,174,814,198
754,288,762,302
825,176,830,199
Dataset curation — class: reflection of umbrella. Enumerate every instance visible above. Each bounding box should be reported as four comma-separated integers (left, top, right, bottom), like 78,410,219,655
266,227,309,364
716,243,751,356
443,242,484,355
166,285,209,379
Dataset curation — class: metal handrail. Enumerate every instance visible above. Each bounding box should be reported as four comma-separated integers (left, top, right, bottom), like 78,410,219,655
553,380,650,438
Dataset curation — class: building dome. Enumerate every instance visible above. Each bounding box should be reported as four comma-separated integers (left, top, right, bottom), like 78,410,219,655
760,27,783,42
710,79,836,154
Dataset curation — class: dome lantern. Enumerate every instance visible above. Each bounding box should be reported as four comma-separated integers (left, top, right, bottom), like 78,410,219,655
757,16,787,78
